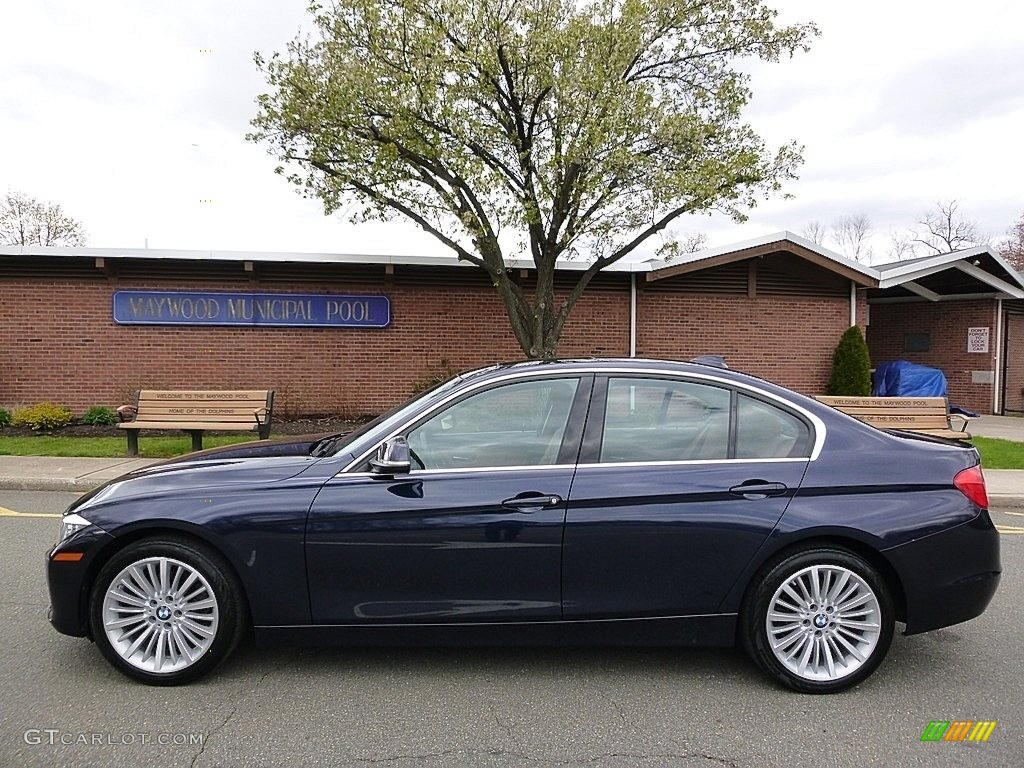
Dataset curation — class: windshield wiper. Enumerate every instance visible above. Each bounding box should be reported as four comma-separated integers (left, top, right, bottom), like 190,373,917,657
310,434,347,457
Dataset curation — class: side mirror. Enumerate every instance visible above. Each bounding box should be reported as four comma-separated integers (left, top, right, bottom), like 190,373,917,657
370,436,411,475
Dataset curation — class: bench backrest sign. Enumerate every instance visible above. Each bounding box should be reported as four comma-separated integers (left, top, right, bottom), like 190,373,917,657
112,290,390,328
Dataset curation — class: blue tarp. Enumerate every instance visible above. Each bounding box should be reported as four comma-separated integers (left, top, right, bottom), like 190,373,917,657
873,360,948,397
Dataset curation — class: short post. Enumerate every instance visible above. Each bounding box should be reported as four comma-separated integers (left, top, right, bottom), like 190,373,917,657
188,430,204,452
126,431,139,457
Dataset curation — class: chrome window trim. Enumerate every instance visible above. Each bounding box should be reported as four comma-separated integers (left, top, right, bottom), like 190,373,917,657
338,456,807,479
576,457,809,469
338,465,575,478
341,366,826,473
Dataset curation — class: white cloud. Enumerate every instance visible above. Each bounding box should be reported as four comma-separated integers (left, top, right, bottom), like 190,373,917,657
1,0,1021,261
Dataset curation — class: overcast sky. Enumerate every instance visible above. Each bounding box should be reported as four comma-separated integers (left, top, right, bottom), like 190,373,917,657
1,1,1022,263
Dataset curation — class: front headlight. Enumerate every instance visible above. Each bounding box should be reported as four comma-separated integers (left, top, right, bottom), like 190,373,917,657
58,513,92,543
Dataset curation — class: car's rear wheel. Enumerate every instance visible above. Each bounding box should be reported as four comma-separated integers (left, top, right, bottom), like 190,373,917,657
89,536,245,685
743,547,894,693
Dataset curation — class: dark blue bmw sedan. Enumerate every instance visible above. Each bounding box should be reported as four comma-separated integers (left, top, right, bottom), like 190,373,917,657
47,359,1000,692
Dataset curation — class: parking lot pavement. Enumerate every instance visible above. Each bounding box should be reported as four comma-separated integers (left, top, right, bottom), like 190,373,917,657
2,490,1021,768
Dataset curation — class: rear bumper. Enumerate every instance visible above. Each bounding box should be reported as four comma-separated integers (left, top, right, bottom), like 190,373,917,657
884,509,1001,635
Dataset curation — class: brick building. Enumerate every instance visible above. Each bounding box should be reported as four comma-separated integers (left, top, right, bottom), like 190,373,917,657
866,246,1024,414
1,234,1020,417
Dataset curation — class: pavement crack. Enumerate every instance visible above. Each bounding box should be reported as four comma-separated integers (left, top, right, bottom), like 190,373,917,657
190,666,274,768
604,694,628,727
489,703,516,744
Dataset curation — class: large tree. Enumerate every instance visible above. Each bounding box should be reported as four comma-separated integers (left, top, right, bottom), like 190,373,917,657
0,190,87,247
250,0,816,358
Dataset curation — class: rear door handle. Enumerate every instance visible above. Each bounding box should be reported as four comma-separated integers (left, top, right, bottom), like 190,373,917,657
728,480,788,500
501,493,564,512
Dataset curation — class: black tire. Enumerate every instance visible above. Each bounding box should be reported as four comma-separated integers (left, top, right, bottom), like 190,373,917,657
89,535,247,685
741,546,894,694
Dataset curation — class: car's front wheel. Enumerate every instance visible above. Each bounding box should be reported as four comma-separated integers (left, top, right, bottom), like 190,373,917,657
743,547,894,693
89,536,246,685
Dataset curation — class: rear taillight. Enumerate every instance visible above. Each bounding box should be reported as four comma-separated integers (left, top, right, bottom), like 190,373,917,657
954,465,989,510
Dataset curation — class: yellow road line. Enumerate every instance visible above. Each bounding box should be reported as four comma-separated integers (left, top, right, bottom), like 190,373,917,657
995,525,1024,534
0,507,60,518
999,509,1024,516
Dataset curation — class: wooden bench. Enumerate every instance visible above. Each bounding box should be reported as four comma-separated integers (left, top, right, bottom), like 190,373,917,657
813,396,972,439
117,389,274,456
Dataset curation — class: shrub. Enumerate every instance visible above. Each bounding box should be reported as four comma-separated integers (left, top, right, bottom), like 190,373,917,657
0,408,11,428
11,403,74,431
82,406,118,426
826,326,872,396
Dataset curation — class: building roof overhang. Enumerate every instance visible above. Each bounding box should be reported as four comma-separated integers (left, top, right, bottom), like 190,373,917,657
870,246,1024,302
2,237,1018,301
642,231,878,286
0,232,880,285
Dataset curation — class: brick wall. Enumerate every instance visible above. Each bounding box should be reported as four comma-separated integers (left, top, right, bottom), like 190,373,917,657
865,299,997,413
636,290,853,395
0,257,860,416
0,266,628,416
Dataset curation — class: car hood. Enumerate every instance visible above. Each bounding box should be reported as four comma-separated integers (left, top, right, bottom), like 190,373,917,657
66,435,341,515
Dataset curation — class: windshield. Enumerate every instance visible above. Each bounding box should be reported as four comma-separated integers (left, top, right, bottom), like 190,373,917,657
311,367,493,458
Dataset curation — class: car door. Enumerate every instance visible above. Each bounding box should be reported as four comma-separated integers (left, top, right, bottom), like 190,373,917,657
306,374,591,624
562,374,813,619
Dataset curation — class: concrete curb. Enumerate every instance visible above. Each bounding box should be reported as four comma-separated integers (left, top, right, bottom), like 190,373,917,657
0,477,99,493
0,457,159,494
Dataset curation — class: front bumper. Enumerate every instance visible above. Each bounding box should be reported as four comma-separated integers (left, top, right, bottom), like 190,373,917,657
46,526,115,638
884,509,1001,635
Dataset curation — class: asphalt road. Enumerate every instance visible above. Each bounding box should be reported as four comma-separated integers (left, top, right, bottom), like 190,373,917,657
1,489,1021,768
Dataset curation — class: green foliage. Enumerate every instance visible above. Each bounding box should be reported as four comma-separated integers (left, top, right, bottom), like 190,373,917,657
11,403,73,431
250,0,817,358
0,408,11,428
826,326,872,396
82,406,118,426
411,357,461,394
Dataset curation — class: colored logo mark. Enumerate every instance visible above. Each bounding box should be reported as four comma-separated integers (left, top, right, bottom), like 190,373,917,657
920,721,996,742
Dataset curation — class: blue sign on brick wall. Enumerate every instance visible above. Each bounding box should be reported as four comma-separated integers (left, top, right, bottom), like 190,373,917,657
112,291,390,328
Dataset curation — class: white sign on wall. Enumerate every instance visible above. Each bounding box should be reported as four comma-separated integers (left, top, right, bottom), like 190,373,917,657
967,327,990,354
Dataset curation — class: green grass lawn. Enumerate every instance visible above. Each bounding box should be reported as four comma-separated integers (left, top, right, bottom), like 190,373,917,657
0,434,259,458
972,437,1024,470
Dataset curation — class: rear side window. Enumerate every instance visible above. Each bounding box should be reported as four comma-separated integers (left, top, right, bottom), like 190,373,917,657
735,394,812,459
601,378,731,462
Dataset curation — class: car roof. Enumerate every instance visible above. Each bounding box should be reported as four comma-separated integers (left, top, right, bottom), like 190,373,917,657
460,357,745,381
453,357,813,405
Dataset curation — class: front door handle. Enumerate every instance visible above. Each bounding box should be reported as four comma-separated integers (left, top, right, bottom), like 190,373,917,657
501,493,564,512
728,480,788,500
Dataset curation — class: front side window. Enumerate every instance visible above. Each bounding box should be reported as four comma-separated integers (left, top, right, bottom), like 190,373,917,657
600,377,731,462
407,377,580,469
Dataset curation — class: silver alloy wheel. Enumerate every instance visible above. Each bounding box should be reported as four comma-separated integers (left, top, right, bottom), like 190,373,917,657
765,564,881,682
101,556,220,674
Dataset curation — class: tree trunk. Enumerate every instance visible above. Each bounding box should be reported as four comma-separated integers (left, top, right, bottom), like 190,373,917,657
492,270,564,360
